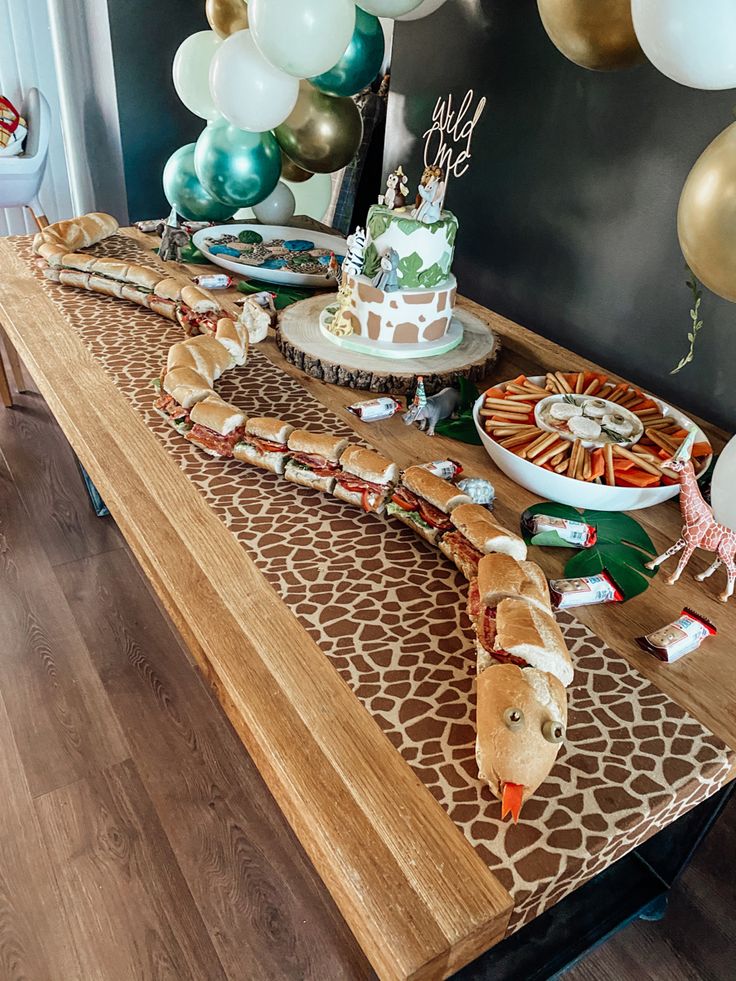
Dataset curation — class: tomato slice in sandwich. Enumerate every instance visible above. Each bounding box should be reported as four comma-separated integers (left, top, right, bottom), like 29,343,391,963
417,499,452,530
392,488,420,511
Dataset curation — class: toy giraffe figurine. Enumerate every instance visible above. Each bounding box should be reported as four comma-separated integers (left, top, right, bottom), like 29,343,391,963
645,429,736,602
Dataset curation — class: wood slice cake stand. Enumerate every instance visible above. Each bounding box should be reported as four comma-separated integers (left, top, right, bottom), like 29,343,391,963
277,292,501,394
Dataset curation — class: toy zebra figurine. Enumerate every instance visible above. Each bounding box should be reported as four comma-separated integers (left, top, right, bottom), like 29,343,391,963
341,226,368,281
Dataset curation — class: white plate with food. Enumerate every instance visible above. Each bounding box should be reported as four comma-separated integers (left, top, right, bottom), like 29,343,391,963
192,223,348,288
473,371,713,511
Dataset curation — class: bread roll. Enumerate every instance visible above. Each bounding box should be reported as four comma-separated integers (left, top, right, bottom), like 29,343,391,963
121,284,152,309
162,367,213,408
387,506,442,546
154,277,183,302
167,341,205,379
88,274,124,299
181,284,220,313
184,334,234,379
494,599,574,687
215,317,247,366
477,554,550,613
283,460,337,493
148,296,178,321
339,446,398,486
59,269,91,290
287,429,350,463
233,440,289,474
402,466,471,514
245,417,294,445
189,396,246,436
451,504,527,561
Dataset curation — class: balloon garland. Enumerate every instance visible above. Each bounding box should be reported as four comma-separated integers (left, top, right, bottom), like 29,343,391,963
164,1,448,221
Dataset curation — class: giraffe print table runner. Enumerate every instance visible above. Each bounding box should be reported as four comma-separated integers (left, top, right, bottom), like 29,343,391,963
12,233,733,935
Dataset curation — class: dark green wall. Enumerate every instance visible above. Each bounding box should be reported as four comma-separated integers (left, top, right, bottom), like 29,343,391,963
106,0,208,221
386,0,736,430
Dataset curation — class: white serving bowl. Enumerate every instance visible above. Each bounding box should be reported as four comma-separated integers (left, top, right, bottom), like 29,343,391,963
473,377,712,512
192,223,347,288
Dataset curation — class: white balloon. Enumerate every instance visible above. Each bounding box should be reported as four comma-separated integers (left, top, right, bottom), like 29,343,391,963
396,0,446,20
209,29,299,132
252,181,296,224
632,0,736,90
236,172,333,222
249,0,356,77
173,31,220,121
360,0,423,17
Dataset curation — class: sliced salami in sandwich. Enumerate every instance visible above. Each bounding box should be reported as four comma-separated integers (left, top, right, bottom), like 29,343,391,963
234,417,294,474
186,396,247,459
333,446,399,514
386,465,471,545
284,430,350,493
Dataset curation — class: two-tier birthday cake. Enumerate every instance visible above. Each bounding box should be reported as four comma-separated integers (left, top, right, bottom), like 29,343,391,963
320,165,464,359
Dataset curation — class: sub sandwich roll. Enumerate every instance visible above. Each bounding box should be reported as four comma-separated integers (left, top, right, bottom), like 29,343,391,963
472,554,550,615
88,274,124,299
441,503,527,580
473,596,574,686
59,269,91,290
233,417,294,474
476,662,567,821
153,366,214,434
181,334,235,380
186,396,247,458
33,212,118,262
284,430,350,492
333,446,399,514
387,465,471,545
215,317,248,367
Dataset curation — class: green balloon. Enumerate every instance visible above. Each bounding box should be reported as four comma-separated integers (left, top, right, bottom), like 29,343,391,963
163,143,237,222
309,7,385,98
275,82,363,174
194,118,281,208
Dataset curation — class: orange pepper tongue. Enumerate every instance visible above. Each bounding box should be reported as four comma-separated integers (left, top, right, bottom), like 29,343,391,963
501,782,525,823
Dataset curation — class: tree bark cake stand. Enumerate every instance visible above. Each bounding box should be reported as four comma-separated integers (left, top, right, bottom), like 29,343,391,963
277,292,500,394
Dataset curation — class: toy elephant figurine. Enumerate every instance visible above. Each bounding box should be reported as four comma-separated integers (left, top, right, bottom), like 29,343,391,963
403,385,461,436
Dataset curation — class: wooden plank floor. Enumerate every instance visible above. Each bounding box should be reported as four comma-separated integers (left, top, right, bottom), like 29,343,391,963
0,364,733,981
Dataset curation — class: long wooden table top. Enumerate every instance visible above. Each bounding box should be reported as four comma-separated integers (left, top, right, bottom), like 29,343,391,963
1,225,734,980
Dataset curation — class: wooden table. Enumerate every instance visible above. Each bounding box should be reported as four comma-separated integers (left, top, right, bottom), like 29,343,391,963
1,227,734,980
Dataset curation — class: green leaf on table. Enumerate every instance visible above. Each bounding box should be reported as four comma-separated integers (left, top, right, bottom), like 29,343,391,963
564,543,656,600
434,378,482,444
520,501,658,600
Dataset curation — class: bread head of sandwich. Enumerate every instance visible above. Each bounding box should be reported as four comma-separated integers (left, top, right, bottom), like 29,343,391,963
215,317,248,366
167,341,206,379
476,662,567,817
333,446,399,512
450,504,527,561
477,554,550,614
162,367,214,409
284,430,349,493
490,598,574,687
154,277,183,302
233,416,294,474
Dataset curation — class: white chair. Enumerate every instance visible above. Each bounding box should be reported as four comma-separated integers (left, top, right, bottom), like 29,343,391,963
0,87,50,404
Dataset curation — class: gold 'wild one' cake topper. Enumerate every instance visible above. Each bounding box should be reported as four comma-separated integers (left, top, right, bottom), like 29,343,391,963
421,89,487,206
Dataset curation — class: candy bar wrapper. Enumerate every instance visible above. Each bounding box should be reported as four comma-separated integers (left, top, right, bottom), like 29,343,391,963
192,273,233,290
0,96,27,157
637,608,716,663
549,571,622,610
524,512,597,548
419,460,464,481
347,397,401,422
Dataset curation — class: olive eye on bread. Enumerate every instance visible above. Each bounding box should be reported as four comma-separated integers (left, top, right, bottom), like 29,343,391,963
542,720,565,744
503,707,524,731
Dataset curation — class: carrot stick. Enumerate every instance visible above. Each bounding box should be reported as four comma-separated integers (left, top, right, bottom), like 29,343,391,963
589,448,605,480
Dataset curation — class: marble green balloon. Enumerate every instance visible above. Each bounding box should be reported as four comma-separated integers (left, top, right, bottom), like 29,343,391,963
309,8,385,98
194,118,281,208
163,143,237,222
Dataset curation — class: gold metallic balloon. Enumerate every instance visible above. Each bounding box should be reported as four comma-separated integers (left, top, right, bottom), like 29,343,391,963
206,0,248,39
280,149,313,183
678,122,736,304
537,0,645,71
274,81,363,174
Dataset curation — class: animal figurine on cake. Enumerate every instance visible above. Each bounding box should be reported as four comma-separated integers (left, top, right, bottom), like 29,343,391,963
378,166,409,210
645,428,735,602
341,225,368,280
372,247,400,292
402,377,461,437
413,166,446,224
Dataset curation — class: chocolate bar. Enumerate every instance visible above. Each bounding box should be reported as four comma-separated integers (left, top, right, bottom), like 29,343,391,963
637,608,717,663
524,513,597,548
549,571,622,609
